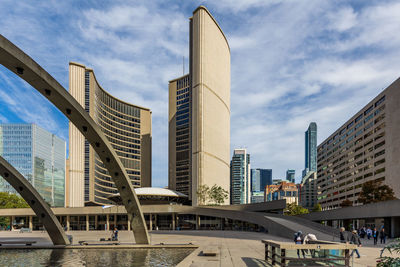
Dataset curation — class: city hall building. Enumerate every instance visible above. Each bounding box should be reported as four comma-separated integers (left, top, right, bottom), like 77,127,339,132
317,77,400,210
68,62,152,207
168,6,231,205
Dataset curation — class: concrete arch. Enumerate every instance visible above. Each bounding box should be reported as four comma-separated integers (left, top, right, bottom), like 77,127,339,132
0,156,69,245
0,34,149,244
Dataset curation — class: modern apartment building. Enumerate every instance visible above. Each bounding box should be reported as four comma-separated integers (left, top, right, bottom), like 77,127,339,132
0,123,65,206
168,6,230,205
317,78,400,210
251,168,272,192
68,62,152,207
299,171,317,210
286,169,295,183
265,181,298,204
303,122,317,177
230,149,251,205
251,191,265,203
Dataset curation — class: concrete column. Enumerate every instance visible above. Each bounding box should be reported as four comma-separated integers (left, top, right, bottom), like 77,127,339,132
29,216,33,231
149,214,152,231
66,215,70,231
155,214,158,230
86,215,89,231
196,215,200,230
106,214,109,231
95,215,98,230
172,213,175,230
128,216,131,231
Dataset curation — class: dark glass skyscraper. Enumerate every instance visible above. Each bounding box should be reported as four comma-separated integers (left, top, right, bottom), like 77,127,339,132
286,169,295,183
251,168,272,192
303,122,317,177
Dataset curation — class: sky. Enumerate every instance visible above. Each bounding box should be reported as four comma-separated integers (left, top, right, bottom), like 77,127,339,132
0,0,400,186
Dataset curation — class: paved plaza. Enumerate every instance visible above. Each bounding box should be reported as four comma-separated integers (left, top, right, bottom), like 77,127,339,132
0,230,392,266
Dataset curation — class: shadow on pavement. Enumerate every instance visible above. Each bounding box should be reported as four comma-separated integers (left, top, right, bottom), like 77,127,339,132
242,257,272,267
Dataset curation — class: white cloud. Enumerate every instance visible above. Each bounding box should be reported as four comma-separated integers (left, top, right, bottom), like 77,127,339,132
1,0,400,184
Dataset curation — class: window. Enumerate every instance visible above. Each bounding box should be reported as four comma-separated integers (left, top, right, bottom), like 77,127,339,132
355,114,363,123
375,95,385,107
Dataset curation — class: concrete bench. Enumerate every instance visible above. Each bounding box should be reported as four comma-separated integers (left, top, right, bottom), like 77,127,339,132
0,240,36,246
79,240,120,246
202,246,219,256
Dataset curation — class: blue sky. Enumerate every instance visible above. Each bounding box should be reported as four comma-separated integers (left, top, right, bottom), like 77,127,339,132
1,0,400,186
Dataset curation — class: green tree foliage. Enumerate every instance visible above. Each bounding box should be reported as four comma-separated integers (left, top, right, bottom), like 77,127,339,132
312,203,322,212
196,184,210,205
358,180,396,204
377,238,400,267
340,199,353,208
284,203,309,216
0,192,29,226
208,185,229,205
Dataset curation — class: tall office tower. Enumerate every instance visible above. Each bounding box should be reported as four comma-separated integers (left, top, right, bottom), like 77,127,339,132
317,78,400,210
251,168,272,192
286,169,296,183
69,62,152,207
303,122,317,177
168,6,230,205
0,124,65,207
230,149,251,205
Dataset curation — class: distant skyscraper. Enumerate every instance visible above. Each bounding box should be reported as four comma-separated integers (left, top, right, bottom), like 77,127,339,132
0,123,65,207
168,6,230,206
230,149,251,204
303,122,317,177
251,168,272,192
286,169,295,183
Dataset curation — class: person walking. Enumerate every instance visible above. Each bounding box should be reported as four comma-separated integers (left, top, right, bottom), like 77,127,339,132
350,230,362,258
379,228,386,244
294,231,305,258
373,228,378,245
366,227,372,240
340,227,349,243
112,227,119,241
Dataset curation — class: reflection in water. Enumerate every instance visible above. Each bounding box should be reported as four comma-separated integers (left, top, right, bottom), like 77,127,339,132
0,248,193,267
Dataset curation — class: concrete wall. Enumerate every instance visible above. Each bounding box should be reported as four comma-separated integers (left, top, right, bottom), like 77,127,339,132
191,6,231,205
68,62,86,207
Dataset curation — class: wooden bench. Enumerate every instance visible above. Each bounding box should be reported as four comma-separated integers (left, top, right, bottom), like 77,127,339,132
0,240,36,246
202,246,218,256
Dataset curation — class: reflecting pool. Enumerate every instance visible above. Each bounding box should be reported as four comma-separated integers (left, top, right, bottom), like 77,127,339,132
0,248,194,267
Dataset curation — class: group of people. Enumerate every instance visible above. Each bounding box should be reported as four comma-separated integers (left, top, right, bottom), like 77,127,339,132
358,226,386,245
340,227,362,258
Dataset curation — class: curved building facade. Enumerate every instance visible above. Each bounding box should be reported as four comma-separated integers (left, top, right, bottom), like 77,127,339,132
169,6,230,205
68,62,151,206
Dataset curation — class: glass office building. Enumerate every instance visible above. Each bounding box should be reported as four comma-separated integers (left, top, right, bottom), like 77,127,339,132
286,169,295,183
251,168,272,192
0,124,66,207
230,149,251,205
303,122,317,177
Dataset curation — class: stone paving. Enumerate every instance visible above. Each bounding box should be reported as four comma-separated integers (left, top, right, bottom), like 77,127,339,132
0,230,393,266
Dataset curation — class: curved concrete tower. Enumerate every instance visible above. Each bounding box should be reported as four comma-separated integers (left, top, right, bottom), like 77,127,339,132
169,6,230,206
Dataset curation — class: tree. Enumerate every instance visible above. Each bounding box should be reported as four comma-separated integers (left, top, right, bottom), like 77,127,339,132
377,238,400,266
284,203,309,216
0,192,29,226
196,184,210,205
208,185,229,205
358,180,396,204
340,199,353,208
312,203,322,212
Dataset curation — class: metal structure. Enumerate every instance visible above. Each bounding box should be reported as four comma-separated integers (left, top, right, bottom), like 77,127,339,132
0,156,69,245
0,34,150,244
